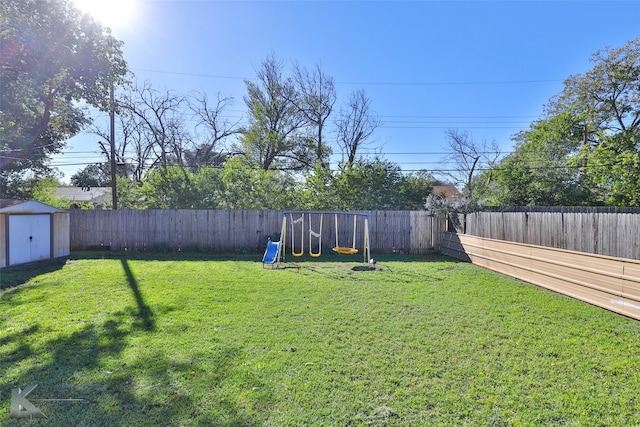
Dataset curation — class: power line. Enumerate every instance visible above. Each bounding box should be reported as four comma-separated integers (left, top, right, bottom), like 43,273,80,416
381,126,525,129
131,67,563,87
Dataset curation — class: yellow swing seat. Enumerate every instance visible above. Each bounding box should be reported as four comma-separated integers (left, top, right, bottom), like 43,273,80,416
332,247,359,255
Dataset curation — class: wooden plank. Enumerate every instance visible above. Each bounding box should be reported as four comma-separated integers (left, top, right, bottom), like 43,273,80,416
52,212,70,257
413,211,438,254
621,260,640,303
0,214,6,267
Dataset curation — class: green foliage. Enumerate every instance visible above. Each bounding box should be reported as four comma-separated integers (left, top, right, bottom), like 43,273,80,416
586,131,640,206
239,55,310,171
0,0,128,196
548,37,640,138
476,112,594,206
329,159,438,211
127,159,302,210
3,254,640,426
192,167,225,208
140,166,199,209
334,159,405,210
219,158,301,209
29,176,69,209
122,157,437,210
70,164,112,187
298,163,341,210
301,159,421,211
477,38,640,207
400,171,444,210
115,175,143,209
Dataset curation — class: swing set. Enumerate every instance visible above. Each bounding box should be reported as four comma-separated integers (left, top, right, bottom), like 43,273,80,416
262,211,371,268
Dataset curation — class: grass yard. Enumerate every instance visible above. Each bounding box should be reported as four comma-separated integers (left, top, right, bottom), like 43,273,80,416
2,252,640,426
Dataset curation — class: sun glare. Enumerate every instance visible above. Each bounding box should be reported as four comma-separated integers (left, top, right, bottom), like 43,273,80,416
74,0,136,29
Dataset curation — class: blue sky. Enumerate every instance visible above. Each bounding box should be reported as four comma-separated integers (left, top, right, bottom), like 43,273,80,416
57,0,640,182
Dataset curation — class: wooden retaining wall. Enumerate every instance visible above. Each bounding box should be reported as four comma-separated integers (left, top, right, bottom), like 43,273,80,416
0,214,5,268
442,232,640,320
69,210,443,255
464,210,640,260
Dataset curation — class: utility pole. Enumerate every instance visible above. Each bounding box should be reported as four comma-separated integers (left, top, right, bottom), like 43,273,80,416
109,83,118,210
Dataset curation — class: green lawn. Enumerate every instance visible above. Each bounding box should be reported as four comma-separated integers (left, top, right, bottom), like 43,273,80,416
2,252,640,426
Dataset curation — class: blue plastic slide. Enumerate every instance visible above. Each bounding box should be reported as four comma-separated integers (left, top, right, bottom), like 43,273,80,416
262,240,281,266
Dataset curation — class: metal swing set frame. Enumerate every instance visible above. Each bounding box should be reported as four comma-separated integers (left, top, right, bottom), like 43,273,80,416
263,211,371,268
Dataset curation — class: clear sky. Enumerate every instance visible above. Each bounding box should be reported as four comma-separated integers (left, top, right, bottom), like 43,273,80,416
56,0,640,182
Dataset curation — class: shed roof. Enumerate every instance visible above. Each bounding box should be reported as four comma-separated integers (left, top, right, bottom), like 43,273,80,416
0,199,67,214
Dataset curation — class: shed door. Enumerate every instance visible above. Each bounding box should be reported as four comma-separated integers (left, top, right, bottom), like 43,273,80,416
8,215,51,265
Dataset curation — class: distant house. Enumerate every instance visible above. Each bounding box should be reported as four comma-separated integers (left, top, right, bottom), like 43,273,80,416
432,185,461,201
54,187,111,208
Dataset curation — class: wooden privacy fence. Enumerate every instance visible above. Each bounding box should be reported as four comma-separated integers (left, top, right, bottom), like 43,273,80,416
69,210,444,255
442,233,640,320
463,210,640,260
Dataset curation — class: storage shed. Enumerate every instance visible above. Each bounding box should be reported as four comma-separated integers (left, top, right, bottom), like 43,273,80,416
0,200,70,268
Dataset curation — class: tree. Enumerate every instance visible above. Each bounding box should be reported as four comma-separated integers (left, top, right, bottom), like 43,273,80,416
424,191,484,232
585,130,640,206
121,81,188,170
239,55,310,170
0,0,128,197
479,38,640,207
399,171,444,210
333,158,405,210
70,164,112,188
89,86,152,183
218,158,300,209
193,167,225,209
335,89,381,166
115,175,144,209
299,164,341,210
186,91,242,171
298,161,441,211
475,112,594,206
291,62,336,168
547,37,640,141
442,129,500,201
545,38,640,206
29,176,69,209
140,166,199,209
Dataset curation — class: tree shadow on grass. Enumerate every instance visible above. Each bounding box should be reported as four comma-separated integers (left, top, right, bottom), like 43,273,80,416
0,313,259,426
0,256,267,425
120,259,155,332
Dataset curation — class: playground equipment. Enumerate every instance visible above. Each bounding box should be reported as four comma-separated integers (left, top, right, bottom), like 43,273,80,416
290,213,304,257
333,214,359,255
263,211,370,268
261,239,281,267
308,213,323,257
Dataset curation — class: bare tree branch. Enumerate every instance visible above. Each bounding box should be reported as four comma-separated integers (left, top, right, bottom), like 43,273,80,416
442,129,501,199
335,89,381,166
291,62,336,168
187,91,242,170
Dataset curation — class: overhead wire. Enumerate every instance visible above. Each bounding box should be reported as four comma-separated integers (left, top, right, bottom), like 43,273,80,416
130,67,562,87
14,66,565,176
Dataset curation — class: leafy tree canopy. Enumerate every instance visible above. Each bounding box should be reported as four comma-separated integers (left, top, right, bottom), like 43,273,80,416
478,37,640,207
0,0,128,197
70,164,112,188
